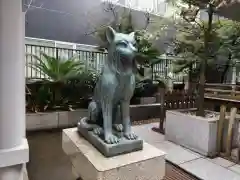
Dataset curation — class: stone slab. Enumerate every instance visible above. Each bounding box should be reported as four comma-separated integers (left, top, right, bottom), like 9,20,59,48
132,123,165,144
26,109,88,131
23,165,29,180
78,118,143,157
180,158,240,180
208,157,235,168
62,128,166,180
231,148,240,162
166,110,218,157
229,164,240,175
0,138,29,168
166,110,240,157
154,141,202,165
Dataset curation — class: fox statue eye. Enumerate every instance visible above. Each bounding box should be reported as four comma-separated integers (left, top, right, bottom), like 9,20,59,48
117,41,128,48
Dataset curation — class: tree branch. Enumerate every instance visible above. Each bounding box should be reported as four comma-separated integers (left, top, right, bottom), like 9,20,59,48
24,0,44,14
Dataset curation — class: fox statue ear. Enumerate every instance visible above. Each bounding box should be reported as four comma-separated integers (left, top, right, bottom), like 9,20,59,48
129,32,135,39
106,26,116,43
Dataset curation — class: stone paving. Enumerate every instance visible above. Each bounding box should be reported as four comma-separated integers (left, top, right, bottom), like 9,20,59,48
27,122,240,180
27,129,197,180
133,123,240,180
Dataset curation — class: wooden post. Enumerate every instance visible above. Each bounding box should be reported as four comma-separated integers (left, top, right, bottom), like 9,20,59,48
238,122,240,162
216,105,226,154
231,84,236,96
226,107,237,156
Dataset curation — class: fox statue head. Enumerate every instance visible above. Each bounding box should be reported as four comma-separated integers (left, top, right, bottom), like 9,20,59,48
105,26,137,74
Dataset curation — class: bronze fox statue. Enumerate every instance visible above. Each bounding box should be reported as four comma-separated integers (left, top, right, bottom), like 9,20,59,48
80,26,138,144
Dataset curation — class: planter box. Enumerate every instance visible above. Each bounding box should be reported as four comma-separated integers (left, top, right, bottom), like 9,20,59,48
140,97,156,104
58,109,88,128
130,104,161,121
26,112,59,131
26,103,162,131
26,109,88,131
165,109,240,157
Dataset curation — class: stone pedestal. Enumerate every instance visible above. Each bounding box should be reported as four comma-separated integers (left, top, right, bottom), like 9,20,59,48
62,128,166,180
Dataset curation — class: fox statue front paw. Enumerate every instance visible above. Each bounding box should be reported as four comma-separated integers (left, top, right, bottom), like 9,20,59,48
113,124,123,132
105,134,120,144
124,132,138,140
93,127,103,135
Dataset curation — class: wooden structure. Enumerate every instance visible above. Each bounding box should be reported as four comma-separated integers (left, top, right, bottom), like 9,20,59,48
154,89,197,133
216,105,240,162
205,83,240,97
204,83,240,110
154,83,240,133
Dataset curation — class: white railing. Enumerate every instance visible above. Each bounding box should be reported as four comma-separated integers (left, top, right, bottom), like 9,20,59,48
25,37,184,82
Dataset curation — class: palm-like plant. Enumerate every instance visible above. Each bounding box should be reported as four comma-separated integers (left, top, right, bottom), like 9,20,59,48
29,52,97,108
29,53,86,82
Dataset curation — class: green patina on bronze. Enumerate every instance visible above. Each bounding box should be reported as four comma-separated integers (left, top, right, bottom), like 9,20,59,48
78,26,143,157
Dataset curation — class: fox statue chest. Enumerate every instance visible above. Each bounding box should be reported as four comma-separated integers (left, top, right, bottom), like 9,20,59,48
94,67,135,104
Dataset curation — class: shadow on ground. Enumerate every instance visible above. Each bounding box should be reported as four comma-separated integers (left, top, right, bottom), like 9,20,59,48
27,130,75,180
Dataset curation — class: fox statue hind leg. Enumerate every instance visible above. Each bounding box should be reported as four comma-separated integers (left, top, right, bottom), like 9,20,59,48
78,100,103,135
88,101,104,135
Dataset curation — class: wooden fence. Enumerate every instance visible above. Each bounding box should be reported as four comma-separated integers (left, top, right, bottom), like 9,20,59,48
154,84,240,133
205,83,240,97
154,89,197,132
204,83,240,111
205,83,240,161
216,105,240,162
154,86,240,162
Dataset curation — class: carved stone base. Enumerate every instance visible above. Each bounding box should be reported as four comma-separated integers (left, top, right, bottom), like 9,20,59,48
77,117,143,157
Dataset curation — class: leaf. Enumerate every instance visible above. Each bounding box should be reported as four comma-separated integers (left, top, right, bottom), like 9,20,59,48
29,52,96,83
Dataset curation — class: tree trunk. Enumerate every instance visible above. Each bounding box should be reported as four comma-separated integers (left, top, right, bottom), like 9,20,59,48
159,88,165,132
188,64,193,94
196,4,214,116
221,53,231,83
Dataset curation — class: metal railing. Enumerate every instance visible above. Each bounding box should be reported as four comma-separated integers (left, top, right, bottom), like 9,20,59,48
25,44,108,78
152,58,184,83
25,44,183,82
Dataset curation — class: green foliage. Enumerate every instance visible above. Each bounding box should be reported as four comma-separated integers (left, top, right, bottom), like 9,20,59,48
135,30,161,67
29,53,88,82
133,67,167,99
26,79,53,112
94,8,135,49
27,53,99,112
165,0,220,116
217,20,240,61
172,19,240,82
93,4,163,68
172,19,221,74
63,71,99,103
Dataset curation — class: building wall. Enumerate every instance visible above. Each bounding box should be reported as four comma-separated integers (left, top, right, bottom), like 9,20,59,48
24,0,175,53
24,0,103,45
24,0,171,45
